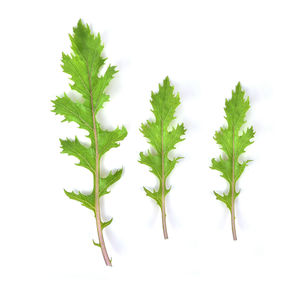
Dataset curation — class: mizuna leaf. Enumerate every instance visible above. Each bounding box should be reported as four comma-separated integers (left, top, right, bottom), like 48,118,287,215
211,82,255,240
52,19,127,266
139,77,186,239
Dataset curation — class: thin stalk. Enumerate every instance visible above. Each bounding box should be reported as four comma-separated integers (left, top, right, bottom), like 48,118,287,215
231,128,237,240
88,66,112,266
161,120,168,239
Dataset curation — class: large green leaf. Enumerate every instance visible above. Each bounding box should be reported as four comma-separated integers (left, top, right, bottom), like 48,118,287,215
52,20,127,259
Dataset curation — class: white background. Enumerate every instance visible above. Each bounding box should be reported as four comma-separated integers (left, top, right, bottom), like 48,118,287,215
1,0,300,287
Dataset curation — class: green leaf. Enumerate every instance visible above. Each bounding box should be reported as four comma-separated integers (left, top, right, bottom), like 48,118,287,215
52,19,127,264
139,152,162,178
64,189,95,210
52,93,93,134
92,219,113,247
60,137,95,173
101,218,113,229
64,168,124,208
143,187,162,208
139,77,186,236
213,190,240,211
94,65,118,111
99,169,123,197
97,125,128,156
211,82,255,221
93,240,101,247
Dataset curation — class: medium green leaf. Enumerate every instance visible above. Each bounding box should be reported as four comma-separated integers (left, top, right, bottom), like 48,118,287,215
139,77,186,238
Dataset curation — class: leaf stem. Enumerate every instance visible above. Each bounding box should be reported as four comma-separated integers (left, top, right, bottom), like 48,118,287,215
161,120,168,239
231,128,237,240
88,65,112,266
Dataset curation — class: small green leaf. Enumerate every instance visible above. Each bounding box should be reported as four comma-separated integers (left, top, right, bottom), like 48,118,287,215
211,82,255,239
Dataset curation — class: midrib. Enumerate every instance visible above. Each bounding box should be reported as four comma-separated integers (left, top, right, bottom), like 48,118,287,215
161,119,165,204
231,127,235,210
85,69,101,213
